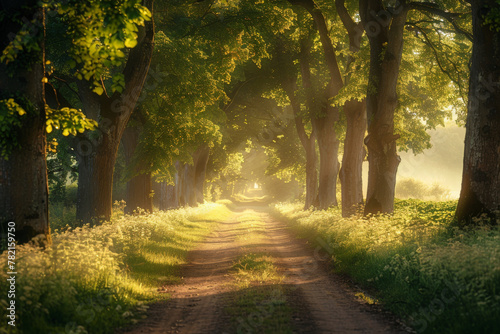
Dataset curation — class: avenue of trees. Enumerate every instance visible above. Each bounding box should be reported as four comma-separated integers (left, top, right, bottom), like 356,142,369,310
1,0,499,245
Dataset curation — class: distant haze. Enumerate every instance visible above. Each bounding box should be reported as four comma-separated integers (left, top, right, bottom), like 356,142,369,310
362,124,466,199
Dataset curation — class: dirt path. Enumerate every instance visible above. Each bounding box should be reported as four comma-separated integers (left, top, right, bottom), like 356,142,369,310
124,205,408,334
124,213,242,334
260,208,407,333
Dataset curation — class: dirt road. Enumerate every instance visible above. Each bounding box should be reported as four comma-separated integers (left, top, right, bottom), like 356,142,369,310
124,205,408,334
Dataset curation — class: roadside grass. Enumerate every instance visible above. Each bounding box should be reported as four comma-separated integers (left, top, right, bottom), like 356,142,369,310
0,202,231,334
272,199,500,334
224,211,293,334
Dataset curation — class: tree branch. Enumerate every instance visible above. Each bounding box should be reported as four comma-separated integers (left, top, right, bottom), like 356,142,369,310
335,0,363,51
409,1,472,41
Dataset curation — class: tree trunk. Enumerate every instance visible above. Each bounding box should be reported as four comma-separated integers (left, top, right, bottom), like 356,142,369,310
0,3,50,244
340,99,366,216
281,73,318,209
194,145,210,204
290,0,345,210
335,0,367,216
75,1,154,222
125,173,152,214
122,126,153,214
184,159,197,207
315,115,340,209
455,0,500,226
166,183,177,209
177,162,186,206
75,132,118,223
304,137,318,209
0,97,49,244
360,0,408,215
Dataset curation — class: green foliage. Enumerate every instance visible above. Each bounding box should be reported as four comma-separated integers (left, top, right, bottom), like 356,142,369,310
45,105,97,136
49,203,77,231
56,0,151,93
0,203,231,334
273,200,499,333
0,98,28,158
0,11,41,67
483,0,500,31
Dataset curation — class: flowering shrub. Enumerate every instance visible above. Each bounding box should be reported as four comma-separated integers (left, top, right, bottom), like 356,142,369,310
0,202,231,334
272,199,499,333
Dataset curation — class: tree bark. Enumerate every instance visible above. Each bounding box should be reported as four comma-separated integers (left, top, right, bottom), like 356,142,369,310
282,83,318,210
125,173,152,214
194,145,210,204
177,162,186,206
360,0,408,215
336,0,367,217
182,147,207,207
161,162,180,210
75,128,119,223
75,0,154,222
166,183,177,209
315,116,340,209
455,0,500,226
0,3,50,244
340,99,366,216
122,127,153,214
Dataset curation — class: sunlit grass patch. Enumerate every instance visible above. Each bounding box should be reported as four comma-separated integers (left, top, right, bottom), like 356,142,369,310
272,199,500,334
226,253,292,334
224,210,293,334
232,253,283,288
0,202,231,334
354,292,378,305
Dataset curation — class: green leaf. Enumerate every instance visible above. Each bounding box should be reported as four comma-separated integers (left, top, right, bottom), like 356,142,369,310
93,86,104,95
124,38,137,48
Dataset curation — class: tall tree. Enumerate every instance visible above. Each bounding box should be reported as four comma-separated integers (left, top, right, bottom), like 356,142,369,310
1,1,96,243
273,38,319,209
289,0,344,209
335,0,367,217
0,1,48,244
359,0,409,215
72,0,154,222
456,0,500,225
360,0,471,215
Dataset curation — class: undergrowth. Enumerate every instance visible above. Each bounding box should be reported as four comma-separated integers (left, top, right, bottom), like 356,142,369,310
272,199,500,334
0,202,231,334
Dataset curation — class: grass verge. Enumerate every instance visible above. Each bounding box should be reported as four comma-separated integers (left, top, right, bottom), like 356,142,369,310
272,199,500,334
0,202,231,334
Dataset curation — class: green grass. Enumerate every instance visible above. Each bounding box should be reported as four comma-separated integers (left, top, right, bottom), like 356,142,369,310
226,253,292,334
48,202,77,232
272,199,500,334
0,202,231,334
